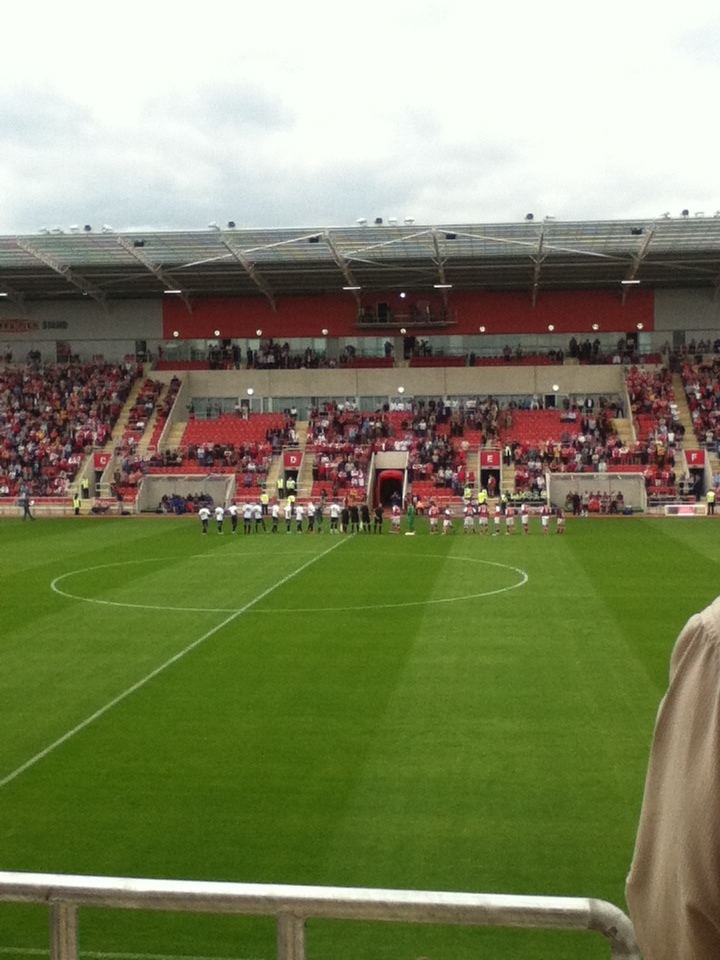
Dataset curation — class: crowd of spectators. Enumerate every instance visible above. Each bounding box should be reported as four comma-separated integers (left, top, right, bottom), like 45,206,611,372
0,360,138,497
682,360,720,448
157,492,214,514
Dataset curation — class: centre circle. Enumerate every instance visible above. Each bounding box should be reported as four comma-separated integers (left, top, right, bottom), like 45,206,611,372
50,553,528,614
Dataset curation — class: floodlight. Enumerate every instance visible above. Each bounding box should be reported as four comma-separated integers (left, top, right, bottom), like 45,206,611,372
356,218,368,225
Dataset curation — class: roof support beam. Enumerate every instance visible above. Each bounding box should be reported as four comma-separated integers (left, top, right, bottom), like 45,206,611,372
531,225,546,307
431,229,450,306
14,240,107,307
219,237,276,309
622,225,656,304
116,237,192,314
324,231,361,304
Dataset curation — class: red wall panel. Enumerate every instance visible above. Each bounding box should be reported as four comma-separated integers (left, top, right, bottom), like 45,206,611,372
163,289,654,339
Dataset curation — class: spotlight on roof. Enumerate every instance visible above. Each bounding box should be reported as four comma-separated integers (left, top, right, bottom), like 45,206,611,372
388,217,398,225
208,221,219,230
101,224,114,233
69,225,80,233
525,213,534,221
681,209,689,218
227,220,236,228
695,211,705,218
403,217,415,224
83,224,92,232
374,217,383,225
51,227,64,234
356,218,368,225
39,226,50,234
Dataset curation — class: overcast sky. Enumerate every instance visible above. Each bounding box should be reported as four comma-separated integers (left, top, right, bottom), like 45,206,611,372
2,0,720,234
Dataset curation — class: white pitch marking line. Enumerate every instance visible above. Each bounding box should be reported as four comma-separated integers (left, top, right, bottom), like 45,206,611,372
0,950,264,960
1,538,349,790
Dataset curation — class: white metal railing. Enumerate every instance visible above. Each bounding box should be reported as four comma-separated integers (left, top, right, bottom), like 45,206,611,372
0,871,641,960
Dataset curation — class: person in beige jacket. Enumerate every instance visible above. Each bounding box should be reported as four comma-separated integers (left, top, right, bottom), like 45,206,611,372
626,596,720,960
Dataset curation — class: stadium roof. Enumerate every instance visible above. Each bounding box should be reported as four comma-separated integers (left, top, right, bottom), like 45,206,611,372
2,217,720,306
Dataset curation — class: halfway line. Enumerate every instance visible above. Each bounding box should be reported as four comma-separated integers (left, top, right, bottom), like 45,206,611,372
0,537,349,789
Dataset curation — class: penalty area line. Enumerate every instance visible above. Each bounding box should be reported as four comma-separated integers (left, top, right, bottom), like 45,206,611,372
0,537,349,790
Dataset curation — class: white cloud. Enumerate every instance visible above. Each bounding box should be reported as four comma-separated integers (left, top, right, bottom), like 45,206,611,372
2,0,720,232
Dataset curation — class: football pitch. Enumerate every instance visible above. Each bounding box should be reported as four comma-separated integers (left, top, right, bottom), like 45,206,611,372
1,515,717,960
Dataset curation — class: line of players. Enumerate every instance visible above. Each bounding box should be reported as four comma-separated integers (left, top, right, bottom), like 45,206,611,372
198,499,565,535
449,500,565,535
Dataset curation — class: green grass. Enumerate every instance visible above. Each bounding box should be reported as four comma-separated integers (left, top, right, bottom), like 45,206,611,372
1,515,717,959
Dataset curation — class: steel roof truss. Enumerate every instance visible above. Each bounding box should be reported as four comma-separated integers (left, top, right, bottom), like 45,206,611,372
14,240,107,306
220,237,277,309
116,237,192,313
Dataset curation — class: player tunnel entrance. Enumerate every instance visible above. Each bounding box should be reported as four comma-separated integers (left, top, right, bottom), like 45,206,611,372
376,469,404,506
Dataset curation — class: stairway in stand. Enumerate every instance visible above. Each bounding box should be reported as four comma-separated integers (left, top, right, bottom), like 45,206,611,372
163,422,187,451
671,373,697,442
613,418,636,446
671,373,702,475
136,384,168,457
294,423,314,497
104,379,145,449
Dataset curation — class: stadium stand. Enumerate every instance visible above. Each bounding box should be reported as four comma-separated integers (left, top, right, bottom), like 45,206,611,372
0,361,138,497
